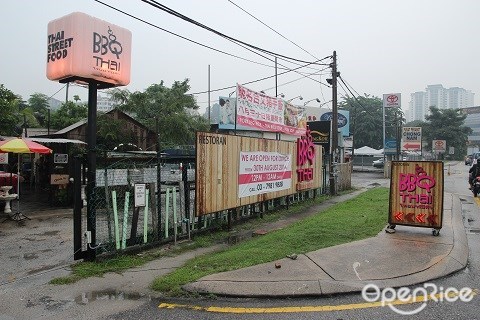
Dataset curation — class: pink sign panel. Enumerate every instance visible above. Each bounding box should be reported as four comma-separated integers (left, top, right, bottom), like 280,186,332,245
236,84,307,136
46,12,131,86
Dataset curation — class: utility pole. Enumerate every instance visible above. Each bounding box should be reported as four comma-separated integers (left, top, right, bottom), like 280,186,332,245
275,57,278,98
208,65,211,123
65,82,69,103
329,51,338,195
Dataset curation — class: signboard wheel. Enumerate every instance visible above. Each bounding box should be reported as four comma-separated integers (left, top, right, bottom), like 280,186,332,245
432,229,440,236
385,224,396,234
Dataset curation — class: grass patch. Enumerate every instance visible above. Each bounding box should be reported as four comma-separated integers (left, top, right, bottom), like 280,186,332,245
49,189,358,286
151,187,389,295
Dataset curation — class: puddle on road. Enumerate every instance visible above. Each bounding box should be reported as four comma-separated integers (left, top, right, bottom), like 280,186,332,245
75,290,151,305
38,230,60,236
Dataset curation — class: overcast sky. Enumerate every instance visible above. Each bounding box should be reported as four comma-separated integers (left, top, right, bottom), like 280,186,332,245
2,0,479,114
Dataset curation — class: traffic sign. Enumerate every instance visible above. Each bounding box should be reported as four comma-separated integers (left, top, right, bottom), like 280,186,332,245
401,127,422,152
402,142,421,151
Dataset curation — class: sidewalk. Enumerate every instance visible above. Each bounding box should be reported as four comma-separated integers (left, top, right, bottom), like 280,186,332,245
0,187,469,319
183,192,468,297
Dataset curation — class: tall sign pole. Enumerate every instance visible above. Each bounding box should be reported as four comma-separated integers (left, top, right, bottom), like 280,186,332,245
329,51,338,195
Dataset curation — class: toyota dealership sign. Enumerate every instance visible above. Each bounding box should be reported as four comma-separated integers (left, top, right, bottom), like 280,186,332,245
383,93,401,108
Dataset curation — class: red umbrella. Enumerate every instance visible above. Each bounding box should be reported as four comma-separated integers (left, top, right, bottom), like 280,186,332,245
0,138,52,221
0,137,52,154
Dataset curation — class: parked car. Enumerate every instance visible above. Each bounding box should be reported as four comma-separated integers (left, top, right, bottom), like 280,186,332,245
465,154,473,165
372,158,384,168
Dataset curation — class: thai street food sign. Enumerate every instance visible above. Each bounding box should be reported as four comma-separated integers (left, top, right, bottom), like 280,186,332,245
389,161,444,229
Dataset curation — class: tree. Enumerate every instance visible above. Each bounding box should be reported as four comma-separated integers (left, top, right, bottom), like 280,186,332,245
110,79,209,147
50,101,88,129
96,113,137,151
0,85,22,136
339,94,403,150
27,93,50,127
424,106,471,159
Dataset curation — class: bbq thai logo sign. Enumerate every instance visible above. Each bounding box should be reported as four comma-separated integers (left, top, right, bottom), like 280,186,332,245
296,128,316,190
389,161,444,229
47,12,131,86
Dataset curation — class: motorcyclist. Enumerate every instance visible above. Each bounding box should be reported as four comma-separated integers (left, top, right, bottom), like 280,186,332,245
469,159,480,189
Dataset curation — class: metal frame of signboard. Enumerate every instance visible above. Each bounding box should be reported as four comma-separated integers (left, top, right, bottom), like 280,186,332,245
387,160,444,236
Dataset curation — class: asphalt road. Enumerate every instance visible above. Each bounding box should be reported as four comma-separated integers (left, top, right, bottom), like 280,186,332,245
1,163,477,320
106,162,480,320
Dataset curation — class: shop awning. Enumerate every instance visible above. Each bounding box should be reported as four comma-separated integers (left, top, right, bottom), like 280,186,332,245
29,138,86,144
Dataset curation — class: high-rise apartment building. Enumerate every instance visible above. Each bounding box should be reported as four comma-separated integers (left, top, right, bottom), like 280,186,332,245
407,84,474,121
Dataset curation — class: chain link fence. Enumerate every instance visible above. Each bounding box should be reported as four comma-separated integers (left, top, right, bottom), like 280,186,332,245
73,154,344,260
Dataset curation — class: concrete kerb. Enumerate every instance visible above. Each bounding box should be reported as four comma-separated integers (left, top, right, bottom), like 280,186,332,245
183,192,469,298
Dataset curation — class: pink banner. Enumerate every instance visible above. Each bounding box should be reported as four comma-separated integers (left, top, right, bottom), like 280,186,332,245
236,84,306,136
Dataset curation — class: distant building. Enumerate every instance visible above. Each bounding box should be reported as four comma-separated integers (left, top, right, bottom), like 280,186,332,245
97,95,117,113
461,106,480,150
408,84,474,121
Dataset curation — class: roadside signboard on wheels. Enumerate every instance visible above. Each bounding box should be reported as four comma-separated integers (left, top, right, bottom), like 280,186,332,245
388,161,444,235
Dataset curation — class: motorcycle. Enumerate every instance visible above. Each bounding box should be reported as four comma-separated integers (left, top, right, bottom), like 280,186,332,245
472,176,480,197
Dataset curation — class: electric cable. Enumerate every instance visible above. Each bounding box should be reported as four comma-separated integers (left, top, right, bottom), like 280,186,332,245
94,0,331,95
94,0,281,69
139,0,331,85
141,0,331,66
226,0,320,61
190,59,329,95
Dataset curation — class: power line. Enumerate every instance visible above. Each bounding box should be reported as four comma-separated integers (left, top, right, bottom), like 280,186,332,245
226,0,320,61
94,0,331,101
141,0,331,66
94,0,281,69
226,0,331,105
190,60,328,95
338,75,382,125
140,0,332,86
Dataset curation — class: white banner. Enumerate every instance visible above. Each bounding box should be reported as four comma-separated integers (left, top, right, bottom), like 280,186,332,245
238,151,292,198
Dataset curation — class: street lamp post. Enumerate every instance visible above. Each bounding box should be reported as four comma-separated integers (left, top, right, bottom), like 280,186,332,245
287,95,303,103
303,98,320,106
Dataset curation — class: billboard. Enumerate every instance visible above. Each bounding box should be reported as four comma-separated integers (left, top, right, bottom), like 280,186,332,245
235,84,306,136
195,131,322,216
383,93,401,108
47,12,132,86
432,140,447,153
304,106,350,137
389,161,443,230
308,120,331,152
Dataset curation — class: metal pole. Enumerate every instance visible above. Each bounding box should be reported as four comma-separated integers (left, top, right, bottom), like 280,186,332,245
208,64,211,123
329,51,338,195
275,57,278,97
47,108,50,136
86,82,97,261
156,117,162,240
383,95,386,163
65,82,69,103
